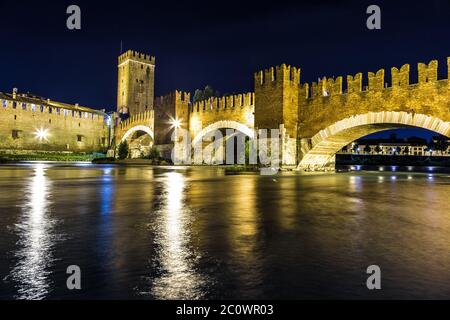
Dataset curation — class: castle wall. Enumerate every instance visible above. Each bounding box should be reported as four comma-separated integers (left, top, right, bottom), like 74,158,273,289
189,93,255,140
254,64,300,139
298,60,450,140
0,94,109,153
154,90,190,145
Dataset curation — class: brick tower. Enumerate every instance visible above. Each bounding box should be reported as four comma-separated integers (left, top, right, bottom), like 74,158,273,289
117,50,155,118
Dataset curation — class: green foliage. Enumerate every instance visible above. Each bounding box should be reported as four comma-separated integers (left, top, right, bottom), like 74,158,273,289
0,152,104,162
148,146,161,160
192,85,220,103
117,141,129,160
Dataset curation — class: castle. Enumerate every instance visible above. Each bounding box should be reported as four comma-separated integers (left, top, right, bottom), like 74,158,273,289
1,49,449,169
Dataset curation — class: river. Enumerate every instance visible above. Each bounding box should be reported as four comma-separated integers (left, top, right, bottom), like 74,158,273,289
0,163,449,299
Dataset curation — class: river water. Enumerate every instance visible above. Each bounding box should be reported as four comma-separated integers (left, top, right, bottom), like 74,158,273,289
0,163,449,299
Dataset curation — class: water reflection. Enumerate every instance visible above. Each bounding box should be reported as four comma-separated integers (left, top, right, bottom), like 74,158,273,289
151,172,205,299
227,177,264,297
9,164,59,300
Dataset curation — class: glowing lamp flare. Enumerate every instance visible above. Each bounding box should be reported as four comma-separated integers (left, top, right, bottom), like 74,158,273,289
169,118,182,129
34,128,49,141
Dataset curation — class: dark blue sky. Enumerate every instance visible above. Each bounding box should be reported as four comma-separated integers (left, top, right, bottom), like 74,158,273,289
1,0,449,140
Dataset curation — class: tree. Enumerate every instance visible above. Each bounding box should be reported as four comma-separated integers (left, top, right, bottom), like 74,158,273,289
148,146,161,160
117,141,129,160
375,145,382,154
203,85,215,99
352,143,359,153
193,85,220,103
364,145,372,154
193,89,204,103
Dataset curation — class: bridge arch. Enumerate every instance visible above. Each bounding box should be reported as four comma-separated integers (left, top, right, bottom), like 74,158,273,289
120,125,154,143
298,111,450,170
192,120,254,146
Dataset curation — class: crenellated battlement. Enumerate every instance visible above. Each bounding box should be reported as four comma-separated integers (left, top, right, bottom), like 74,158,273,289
301,57,450,100
118,49,155,65
154,90,190,107
191,92,254,113
119,110,154,130
254,64,301,86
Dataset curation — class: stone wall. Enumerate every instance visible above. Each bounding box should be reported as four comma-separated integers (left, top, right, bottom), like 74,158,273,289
189,92,254,140
0,93,109,153
154,90,190,145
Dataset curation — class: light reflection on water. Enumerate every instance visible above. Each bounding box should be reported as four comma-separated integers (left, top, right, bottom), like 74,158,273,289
8,164,61,300
0,163,450,299
149,172,207,299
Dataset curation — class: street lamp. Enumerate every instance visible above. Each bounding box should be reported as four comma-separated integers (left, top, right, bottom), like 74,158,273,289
34,128,49,141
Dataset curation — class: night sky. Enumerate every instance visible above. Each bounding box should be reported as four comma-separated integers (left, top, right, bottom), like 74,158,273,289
1,0,449,139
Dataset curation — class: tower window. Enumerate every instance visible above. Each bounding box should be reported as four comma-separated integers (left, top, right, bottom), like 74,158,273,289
22,103,26,110
31,104,36,112
40,105,44,112
77,135,84,142
2,100,6,108
12,102,17,109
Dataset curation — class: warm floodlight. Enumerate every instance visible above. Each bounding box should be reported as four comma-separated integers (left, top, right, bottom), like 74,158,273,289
34,128,49,141
169,117,182,129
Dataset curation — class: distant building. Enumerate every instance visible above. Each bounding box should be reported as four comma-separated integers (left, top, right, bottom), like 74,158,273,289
0,90,111,153
341,134,450,156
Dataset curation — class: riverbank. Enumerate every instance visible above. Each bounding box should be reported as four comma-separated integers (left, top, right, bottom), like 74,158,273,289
91,158,260,172
0,151,106,162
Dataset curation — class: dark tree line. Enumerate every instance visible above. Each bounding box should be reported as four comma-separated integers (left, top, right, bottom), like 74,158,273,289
193,85,221,103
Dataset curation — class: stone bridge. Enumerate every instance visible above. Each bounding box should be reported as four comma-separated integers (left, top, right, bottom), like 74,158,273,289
115,110,154,157
253,59,450,170
189,93,255,145
296,59,450,169
118,56,450,169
